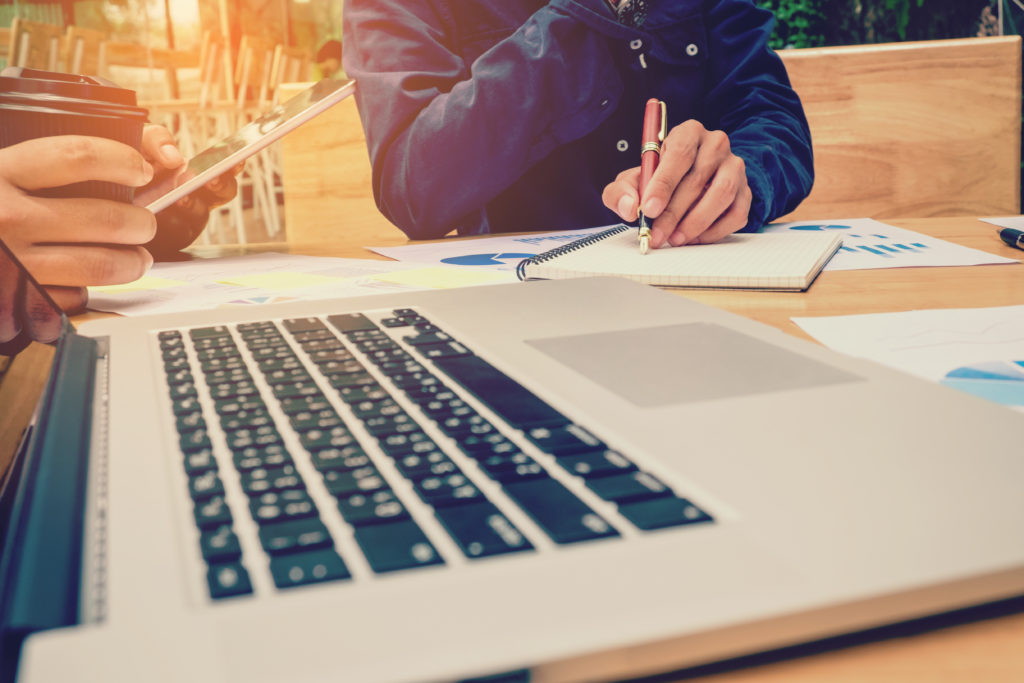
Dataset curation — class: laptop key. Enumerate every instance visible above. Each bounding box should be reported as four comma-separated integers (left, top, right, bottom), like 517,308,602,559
353,520,444,573
502,478,619,544
259,517,333,555
414,473,483,508
200,525,243,562
322,466,387,497
617,497,713,531
207,561,253,599
432,355,566,429
194,495,232,529
558,450,636,479
434,502,533,558
337,489,410,526
270,549,351,588
585,471,672,504
328,313,379,333
525,423,605,456
249,490,318,524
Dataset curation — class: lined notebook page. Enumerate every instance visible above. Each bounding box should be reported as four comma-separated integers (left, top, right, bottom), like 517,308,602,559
521,227,842,290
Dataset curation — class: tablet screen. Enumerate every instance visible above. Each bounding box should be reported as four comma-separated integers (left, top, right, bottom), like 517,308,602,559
142,78,355,213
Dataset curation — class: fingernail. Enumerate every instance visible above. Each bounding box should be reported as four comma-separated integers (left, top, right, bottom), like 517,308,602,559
141,160,155,181
617,194,636,220
643,197,664,217
160,144,184,166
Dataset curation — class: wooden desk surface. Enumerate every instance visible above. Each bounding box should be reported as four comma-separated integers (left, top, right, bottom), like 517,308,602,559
4,215,1024,682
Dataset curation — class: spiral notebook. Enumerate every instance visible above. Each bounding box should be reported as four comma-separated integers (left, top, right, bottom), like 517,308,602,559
516,225,842,291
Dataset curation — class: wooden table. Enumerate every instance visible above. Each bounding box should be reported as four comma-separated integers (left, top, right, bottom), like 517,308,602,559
3,215,1024,682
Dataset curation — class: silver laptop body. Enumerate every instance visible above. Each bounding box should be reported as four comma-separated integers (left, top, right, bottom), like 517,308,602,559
3,247,1022,682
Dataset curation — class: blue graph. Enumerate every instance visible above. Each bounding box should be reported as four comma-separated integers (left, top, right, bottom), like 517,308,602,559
940,360,1024,406
441,252,535,266
788,224,930,258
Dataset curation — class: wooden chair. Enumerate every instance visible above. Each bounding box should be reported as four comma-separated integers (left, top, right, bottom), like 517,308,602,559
6,18,62,71
63,25,106,75
270,45,311,98
0,27,12,69
778,36,1021,221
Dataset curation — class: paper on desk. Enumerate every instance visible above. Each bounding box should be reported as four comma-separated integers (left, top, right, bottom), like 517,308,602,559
764,218,1016,270
367,226,612,270
980,215,1024,230
88,253,515,317
792,305,1024,412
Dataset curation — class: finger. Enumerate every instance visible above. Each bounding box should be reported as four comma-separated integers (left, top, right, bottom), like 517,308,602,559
141,125,185,169
22,285,63,344
0,261,21,344
667,155,746,247
650,132,734,249
693,185,752,245
0,136,154,190
21,244,153,287
640,120,705,221
601,168,640,222
45,285,88,314
193,171,239,209
10,196,158,246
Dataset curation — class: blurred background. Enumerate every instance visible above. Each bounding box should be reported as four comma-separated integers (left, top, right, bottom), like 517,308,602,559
0,0,1018,245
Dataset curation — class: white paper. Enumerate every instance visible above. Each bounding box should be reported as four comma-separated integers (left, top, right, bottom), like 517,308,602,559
764,218,1016,270
87,253,515,317
367,226,613,270
793,305,1024,412
979,215,1024,230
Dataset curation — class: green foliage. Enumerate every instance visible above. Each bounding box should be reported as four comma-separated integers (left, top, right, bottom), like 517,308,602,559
757,0,994,48
756,0,825,49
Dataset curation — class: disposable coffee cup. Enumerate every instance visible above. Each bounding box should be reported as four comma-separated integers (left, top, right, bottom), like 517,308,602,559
0,67,149,202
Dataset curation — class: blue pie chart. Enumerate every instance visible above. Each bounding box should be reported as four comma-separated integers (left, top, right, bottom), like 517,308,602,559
940,360,1024,406
441,252,536,266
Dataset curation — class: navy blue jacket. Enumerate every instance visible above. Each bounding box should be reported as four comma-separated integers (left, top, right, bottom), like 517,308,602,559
343,0,813,240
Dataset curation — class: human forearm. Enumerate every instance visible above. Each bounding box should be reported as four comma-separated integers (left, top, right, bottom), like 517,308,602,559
344,0,632,238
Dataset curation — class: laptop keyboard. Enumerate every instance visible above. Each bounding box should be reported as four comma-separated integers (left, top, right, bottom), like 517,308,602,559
157,308,712,600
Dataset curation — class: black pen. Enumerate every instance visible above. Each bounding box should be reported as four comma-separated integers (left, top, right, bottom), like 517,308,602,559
998,227,1024,251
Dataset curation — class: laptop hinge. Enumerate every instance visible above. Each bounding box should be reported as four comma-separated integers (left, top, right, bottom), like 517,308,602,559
0,332,98,679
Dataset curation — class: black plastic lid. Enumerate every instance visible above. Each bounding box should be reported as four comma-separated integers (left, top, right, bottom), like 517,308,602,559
0,67,138,105
0,67,148,120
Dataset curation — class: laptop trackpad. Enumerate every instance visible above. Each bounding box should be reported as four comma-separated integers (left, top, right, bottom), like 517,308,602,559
526,322,860,408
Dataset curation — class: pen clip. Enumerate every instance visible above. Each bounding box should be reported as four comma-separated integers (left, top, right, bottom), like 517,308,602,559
658,100,667,142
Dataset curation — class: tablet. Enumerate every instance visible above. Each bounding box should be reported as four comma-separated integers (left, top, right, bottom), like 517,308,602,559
142,78,355,213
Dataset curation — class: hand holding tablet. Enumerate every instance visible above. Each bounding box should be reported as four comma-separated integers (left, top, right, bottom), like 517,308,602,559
137,79,356,214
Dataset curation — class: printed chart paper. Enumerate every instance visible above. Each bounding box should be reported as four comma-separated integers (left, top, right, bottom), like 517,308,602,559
367,226,612,270
764,218,1016,270
793,305,1024,412
88,253,515,316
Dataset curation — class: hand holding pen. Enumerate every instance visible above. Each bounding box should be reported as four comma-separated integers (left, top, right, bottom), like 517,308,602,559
602,108,753,249
637,98,666,254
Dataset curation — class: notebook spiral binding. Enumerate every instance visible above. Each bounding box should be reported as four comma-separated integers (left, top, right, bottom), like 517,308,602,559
516,224,632,280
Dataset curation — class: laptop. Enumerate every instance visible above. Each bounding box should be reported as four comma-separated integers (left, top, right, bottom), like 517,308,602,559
1,235,1022,683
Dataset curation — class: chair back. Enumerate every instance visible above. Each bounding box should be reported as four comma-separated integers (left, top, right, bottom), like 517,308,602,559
7,17,62,71
234,35,278,111
778,36,1022,220
63,25,106,75
270,45,311,96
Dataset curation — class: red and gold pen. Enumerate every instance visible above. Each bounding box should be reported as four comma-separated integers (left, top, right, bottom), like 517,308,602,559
638,98,666,255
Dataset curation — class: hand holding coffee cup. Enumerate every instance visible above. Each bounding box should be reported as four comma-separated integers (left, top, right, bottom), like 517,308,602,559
0,69,237,326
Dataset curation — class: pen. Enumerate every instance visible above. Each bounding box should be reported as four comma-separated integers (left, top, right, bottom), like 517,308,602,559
999,227,1024,251
637,98,666,255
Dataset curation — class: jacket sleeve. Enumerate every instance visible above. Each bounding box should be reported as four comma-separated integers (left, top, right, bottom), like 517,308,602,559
703,0,815,230
342,0,636,239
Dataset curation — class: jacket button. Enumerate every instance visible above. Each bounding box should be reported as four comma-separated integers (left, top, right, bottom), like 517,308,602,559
630,39,643,50
616,139,629,152
685,43,699,57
